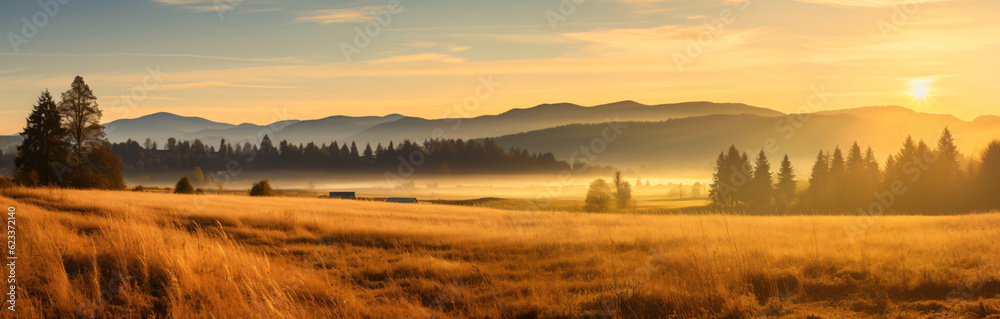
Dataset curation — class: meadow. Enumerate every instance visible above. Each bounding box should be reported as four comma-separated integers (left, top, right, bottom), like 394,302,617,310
2,186,999,318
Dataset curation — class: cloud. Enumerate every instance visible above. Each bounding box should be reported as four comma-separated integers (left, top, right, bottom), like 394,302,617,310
99,96,182,101
294,6,386,24
155,81,296,90
0,52,303,64
789,0,952,8
151,0,281,14
151,0,214,4
150,0,224,12
367,53,465,64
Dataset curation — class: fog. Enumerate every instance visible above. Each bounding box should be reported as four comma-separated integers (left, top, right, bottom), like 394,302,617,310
126,171,710,201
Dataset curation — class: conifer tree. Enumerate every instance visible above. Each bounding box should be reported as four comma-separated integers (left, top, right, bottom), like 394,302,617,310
776,154,797,208
14,91,68,186
750,150,773,207
806,151,829,210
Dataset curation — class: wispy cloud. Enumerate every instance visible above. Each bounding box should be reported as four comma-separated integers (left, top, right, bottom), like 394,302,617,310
368,53,465,64
0,52,304,64
151,0,222,12
99,96,182,101
294,6,385,24
151,0,215,4
790,0,952,8
155,81,296,90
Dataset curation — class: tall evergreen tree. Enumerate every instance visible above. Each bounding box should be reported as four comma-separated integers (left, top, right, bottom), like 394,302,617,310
827,147,847,210
806,151,829,210
735,151,753,205
846,142,865,179
776,154,797,208
928,127,962,210
363,143,374,162
14,91,68,186
709,152,729,206
976,140,1000,209
750,150,773,207
710,145,750,207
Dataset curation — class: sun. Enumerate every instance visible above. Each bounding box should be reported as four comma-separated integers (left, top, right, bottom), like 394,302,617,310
910,79,931,100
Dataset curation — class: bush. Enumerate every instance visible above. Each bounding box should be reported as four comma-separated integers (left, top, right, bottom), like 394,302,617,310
584,179,614,212
249,179,277,197
133,185,145,192
174,176,195,194
195,188,205,195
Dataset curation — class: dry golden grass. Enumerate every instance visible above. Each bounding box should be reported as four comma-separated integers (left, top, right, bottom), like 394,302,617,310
2,186,1000,318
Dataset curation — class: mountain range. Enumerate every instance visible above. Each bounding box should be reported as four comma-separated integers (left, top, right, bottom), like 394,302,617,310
492,106,1000,176
3,102,998,177
95,101,781,147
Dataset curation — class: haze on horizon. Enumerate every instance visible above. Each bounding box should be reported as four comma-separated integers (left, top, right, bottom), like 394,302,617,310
2,0,999,135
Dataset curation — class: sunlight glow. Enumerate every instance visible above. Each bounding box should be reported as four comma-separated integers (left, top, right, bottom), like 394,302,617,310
910,79,932,100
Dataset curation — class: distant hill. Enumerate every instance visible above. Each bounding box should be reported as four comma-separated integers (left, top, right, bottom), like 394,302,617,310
0,135,21,153
104,112,237,143
490,109,1000,178
251,114,405,146
97,101,782,146
345,101,784,145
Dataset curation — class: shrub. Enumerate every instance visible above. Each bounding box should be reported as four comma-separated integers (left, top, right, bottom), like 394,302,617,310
174,176,195,194
249,179,277,197
195,188,205,195
613,170,631,209
133,185,146,192
584,179,614,212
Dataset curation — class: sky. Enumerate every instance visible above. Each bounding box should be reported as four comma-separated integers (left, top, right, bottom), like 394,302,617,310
1,0,999,135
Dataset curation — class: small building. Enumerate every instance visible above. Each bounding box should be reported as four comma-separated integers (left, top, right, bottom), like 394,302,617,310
329,192,356,199
386,197,418,204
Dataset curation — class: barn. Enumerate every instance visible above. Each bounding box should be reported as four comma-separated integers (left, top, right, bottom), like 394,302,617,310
386,197,418,204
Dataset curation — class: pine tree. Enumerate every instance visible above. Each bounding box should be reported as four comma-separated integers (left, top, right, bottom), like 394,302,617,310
750,150,773,207
806,151,829,210
710,145,748,207
776,154,797,208
14,91,69,186
363,143,374,161
846,142,865,178
735,151,753,205
929,127,962,210
709,152,728,206
976,140,1000,209
828,147,847,210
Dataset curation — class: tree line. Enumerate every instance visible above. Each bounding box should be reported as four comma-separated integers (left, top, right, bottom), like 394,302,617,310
11,77,125,190
709,128,1000,214
110,135,601,177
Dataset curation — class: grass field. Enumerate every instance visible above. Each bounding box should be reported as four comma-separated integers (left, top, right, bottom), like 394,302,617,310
2,186,999,318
